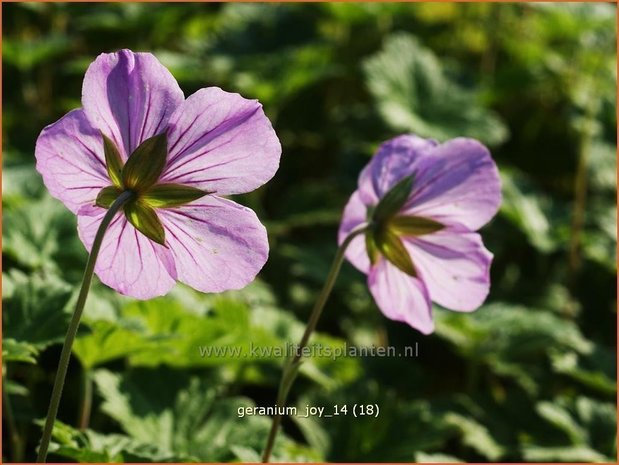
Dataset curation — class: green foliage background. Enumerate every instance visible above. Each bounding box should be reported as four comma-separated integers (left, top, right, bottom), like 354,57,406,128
2,2,617,462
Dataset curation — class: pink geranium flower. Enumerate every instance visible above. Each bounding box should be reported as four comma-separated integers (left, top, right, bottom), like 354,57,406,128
35,49,280,299
338,134,501,334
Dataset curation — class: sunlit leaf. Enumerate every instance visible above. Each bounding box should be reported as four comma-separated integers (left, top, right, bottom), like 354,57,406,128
364,33,508,146
44,419,191,463
74,319,161,370
93,368,316,462
3,270,73,349
499,169,561,252
3,338,39,364
444,413,504,460
3,195,79,271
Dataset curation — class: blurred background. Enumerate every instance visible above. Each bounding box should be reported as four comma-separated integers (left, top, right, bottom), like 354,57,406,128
2,2,617,462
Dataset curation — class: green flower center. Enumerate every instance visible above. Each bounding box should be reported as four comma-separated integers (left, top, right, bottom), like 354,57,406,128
366,175,443,276
95,132,208,245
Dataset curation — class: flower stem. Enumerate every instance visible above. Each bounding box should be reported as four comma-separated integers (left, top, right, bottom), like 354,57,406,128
77,368,93,430
261,224,367,463
36,190,134,463
568,101,596,275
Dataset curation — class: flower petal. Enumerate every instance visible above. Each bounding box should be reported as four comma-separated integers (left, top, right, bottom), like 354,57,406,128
81,49,184,159
368,258,434,334
404,229,492,312
338,190,371,273
159,87,281,195
157,196,269,293
77,209,177,299
403,138,501,230
35,109,109,214
358,134,438,205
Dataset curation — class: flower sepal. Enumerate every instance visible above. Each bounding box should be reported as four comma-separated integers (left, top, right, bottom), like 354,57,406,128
389,215,443,237
372,227,417,277
371,174,414,225
124,200,167,246
102,133,124,188
122,132,168,191
142,183,210,208
95,185,122,208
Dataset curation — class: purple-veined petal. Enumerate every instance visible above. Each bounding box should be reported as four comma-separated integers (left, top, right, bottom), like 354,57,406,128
338,190,371,273
403,138,501,230
159,87,281,195
368,258,434,334
404,228,492,312
157,195,269,293
35,109,109,214
77,208,177,299
81,49,184,159
358,134,438,206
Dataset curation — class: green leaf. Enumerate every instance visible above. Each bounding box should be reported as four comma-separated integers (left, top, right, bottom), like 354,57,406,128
444,413,504,460
142,183,209,208
95,185,122,209
582,203,617,271
3,270,73,350
415,452,464,463
124,200,166,245
536,401,587,445
4,379,29,396
390,215,443,236
575,397,617,456
43,419,191,463
524,395,616,462
101,133,124,188
73,320,160,370
3,35,70,71
294,384,453,461
500,169,559,253
375,228,417,277
3,194,79,272
94,368,313,462
372,175,414,225
2,338,39,364
587,140,617,193
123,296,276,368
364,33,507,146
551,350,616,395
115,291,359,389
435,303,594,395
122,132,168,191
523,445,609,462
2,160,45,203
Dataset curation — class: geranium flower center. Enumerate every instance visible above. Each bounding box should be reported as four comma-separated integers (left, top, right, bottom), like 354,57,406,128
365,174,443,276
95,131,207,245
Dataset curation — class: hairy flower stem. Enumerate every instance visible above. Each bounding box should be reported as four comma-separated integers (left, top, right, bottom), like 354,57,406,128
37,190,135,463
261,224,367,463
